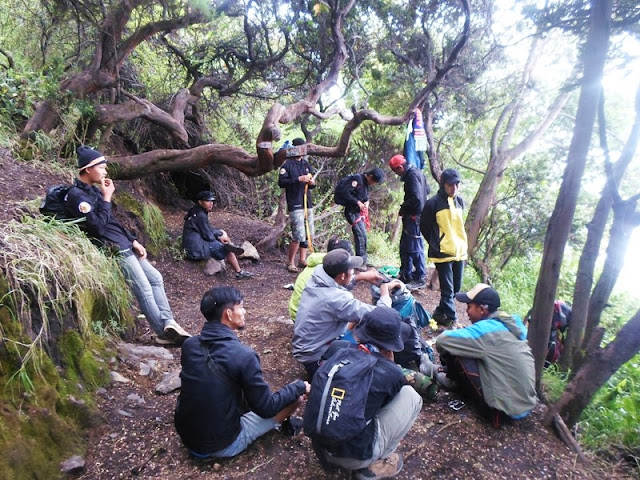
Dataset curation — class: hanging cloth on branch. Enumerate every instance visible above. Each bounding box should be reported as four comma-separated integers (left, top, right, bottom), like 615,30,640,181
403,108,427,170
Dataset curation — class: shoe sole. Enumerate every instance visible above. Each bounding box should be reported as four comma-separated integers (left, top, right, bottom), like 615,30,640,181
225,245,244,255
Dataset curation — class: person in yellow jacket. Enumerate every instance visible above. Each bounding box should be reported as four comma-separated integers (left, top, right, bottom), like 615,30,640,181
420,169,468,326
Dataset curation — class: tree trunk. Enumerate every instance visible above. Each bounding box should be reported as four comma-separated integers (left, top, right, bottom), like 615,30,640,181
560,83,640,370
256,193,289,252
528,0,612,390
545,308,640,428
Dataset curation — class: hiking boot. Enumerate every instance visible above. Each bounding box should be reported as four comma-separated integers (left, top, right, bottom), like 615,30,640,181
355,452,403,480
163,321,191,346
406,280,426,291
279,416,303,437
223,243,244,256
235,270,254,279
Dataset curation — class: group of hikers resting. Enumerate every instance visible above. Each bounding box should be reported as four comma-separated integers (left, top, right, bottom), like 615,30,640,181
59,144,537,480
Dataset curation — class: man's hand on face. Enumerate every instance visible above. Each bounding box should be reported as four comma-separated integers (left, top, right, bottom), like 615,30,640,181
101,178,115,201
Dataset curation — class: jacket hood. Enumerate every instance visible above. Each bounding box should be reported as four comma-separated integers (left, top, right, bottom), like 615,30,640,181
491,311,527,340
185,204,207,220
306,252,325,268
309,264,342,289
199,321,237,343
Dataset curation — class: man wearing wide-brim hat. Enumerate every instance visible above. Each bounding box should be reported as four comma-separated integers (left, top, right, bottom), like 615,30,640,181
310,306,422,480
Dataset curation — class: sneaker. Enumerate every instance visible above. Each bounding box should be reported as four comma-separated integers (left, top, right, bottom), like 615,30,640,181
155,334,175,345
406,280,426,291
279,416,303,437
163,321,191,346
355,453,403,480
235,270,254,279
223,243,244,256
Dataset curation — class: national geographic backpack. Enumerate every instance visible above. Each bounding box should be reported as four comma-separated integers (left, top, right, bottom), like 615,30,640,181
303,347,377,446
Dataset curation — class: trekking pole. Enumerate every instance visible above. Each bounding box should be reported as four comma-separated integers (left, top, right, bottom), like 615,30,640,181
303,166,323,254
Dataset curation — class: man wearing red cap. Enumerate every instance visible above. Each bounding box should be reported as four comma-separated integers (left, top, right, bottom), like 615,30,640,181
64,145,191,345
388,154,429,290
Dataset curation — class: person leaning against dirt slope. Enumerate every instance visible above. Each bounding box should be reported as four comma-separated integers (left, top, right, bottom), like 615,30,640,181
435,283,537,427
64,145,191,346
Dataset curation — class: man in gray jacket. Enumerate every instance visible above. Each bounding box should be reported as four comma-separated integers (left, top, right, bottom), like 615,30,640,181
292,248,401,376
435,283,537,427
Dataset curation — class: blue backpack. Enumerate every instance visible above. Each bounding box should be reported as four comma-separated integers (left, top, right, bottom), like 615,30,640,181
303,347,377,446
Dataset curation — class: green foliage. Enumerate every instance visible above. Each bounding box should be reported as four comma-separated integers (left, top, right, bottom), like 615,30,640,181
493,255,542,318
579,353,640,456
0,216,131,391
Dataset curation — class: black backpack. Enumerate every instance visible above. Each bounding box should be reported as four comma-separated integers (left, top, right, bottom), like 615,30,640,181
303,347,377,446
40,184,72,219
333,177,351,206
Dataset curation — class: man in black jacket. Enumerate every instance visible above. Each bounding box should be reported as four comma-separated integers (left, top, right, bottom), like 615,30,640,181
175,286,310,458
309,307,422,479
334,168,385,265
182,191,253,279
64,146,190,345
278,138,315,272
389,154,429,291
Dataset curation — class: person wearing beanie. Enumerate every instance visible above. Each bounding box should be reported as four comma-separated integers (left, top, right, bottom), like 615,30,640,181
292,248,402,376
278,137,316,273
64,145,191,345
435,284,537,426
420,168,468,327
334,167,385,266
388,154,430,291
182,191,253,279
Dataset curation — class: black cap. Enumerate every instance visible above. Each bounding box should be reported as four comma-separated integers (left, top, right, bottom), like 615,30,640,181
367,167,385,183
196,191,216,202
322,248,363,276
441,168,461,185
77,145,106,171
327,237,353,254
455,283,501,312
354,307,411,352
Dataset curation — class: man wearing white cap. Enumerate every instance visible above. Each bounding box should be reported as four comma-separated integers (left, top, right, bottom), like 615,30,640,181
435,283,536,427
64,145,191,345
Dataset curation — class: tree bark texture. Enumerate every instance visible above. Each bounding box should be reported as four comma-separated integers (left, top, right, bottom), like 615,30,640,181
545,307,640,428
528,0,612,390
560,82,640,370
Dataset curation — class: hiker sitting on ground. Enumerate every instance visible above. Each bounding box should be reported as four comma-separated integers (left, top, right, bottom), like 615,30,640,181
278,137,315,273
304,306,422,479
288,237,384,321
182,191,253,279
435,283,537,427
292,248,401,376
64,145,190,345
175,286,310,458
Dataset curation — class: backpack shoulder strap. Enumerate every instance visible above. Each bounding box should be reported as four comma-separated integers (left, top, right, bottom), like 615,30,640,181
199,339,236,385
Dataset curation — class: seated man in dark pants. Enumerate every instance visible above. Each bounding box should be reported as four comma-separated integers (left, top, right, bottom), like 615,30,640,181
305,307,423,479
435,284,537,427
182,191,253,279
175,286,310,458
